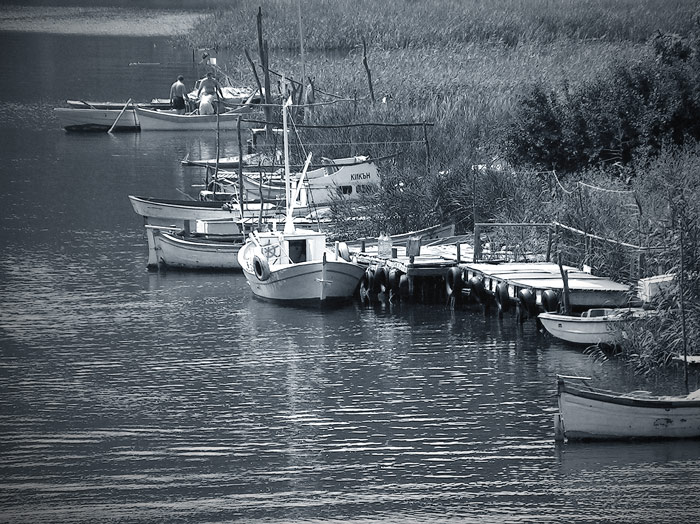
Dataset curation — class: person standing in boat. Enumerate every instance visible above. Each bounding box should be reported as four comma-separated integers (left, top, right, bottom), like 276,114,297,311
196,72,224,115
169,75,190,114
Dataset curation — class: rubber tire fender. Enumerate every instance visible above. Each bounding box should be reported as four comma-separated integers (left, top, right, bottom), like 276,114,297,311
445,266,463,298
495,282,511,313
373,266,389,294
541,289,559,312
253,250,271,281
517,288,537,318
468,276,486,302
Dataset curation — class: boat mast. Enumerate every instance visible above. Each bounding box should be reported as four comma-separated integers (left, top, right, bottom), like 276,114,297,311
298,0,306,89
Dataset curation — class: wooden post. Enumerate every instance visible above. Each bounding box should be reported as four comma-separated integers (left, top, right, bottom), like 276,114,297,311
546,226,553,262
237,116,244,217
473,224,481,262
423,123,430,175
244,48,264,106
257,7,273,138
456,242,461,263
558,256,571,315
361,37,375,103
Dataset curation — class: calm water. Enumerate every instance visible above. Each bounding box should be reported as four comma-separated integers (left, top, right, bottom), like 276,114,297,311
0,30,699,524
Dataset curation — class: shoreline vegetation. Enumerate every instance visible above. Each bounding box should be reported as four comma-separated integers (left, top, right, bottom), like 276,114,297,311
11,1,699,372
179,1,700,374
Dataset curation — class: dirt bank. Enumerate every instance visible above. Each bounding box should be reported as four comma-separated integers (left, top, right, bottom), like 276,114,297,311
0,6,201,36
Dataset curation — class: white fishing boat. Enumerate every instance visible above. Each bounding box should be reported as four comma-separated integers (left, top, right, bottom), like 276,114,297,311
144,225,243,270
237,98,365,304
200,155,380,205
538,307,646,345
555,375,700,441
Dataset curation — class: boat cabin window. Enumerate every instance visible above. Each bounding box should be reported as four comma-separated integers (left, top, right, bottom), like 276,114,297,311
356,184,374,194
340,186,353,195
583,308,608,318
288,239,307,263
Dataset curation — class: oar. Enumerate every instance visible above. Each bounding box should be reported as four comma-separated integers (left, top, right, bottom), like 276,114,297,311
108,98,132,134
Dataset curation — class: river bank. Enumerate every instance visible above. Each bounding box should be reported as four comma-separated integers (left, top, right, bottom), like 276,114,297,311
0,5,199,36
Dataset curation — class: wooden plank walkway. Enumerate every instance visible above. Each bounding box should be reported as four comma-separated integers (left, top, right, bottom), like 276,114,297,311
351,231,632,309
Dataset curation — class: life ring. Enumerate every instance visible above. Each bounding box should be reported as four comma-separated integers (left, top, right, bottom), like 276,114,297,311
445,266,463,299
495,282,511,313
517,288,537,319
253,250,270,281
541,289,559,312
338,242,351,262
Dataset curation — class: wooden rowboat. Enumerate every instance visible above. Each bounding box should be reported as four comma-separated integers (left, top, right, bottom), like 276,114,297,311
555,376,700,441
134,104,262,131
145,226,244,270
538,308,647,345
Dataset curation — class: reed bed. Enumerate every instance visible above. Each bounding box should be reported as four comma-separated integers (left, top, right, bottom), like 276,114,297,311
180,1,700,367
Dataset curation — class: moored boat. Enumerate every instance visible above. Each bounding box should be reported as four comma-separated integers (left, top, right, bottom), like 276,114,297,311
555,375,700,441
134,102,261,131
145,225,243,270
237,99,365,304
200,155,380,205
128,195,283,228
538,307,647,345
54,107,141,132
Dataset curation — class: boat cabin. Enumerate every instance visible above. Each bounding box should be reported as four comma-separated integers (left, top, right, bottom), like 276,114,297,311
256,229,326,265
581,308,616,318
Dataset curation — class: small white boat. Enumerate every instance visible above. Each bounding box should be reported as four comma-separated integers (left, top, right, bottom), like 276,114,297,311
538,308,645,345
181,152,273,168
237,99,365,304
135,95,262,131
555,376,700,441
128,195,283,228
144,225,243,270
200,155,380,205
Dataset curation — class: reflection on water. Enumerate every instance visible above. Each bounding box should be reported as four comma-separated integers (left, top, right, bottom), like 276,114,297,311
0,30,698,524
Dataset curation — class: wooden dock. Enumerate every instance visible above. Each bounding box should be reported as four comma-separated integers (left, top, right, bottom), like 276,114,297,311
351,229,634,317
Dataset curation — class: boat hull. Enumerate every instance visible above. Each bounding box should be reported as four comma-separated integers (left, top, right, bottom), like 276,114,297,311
54,107,140,131
241,260,365,302
238,240,365,302
134,106,260,131
129,195,280,228
557,379,700,440
145,227,242,270
538,312,624,345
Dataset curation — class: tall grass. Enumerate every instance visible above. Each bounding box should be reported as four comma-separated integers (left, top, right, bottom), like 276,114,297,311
181,0,698,51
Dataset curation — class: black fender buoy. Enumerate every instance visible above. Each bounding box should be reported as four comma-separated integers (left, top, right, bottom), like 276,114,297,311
495,282,511,313
360,267,375,296
388,268,401,297
338,242,351,262
517,288,537,320
374,266,389,294
253,251,270,281
468,276,486,302
398,274,410,297
445,266,463,299
541,289,559,312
